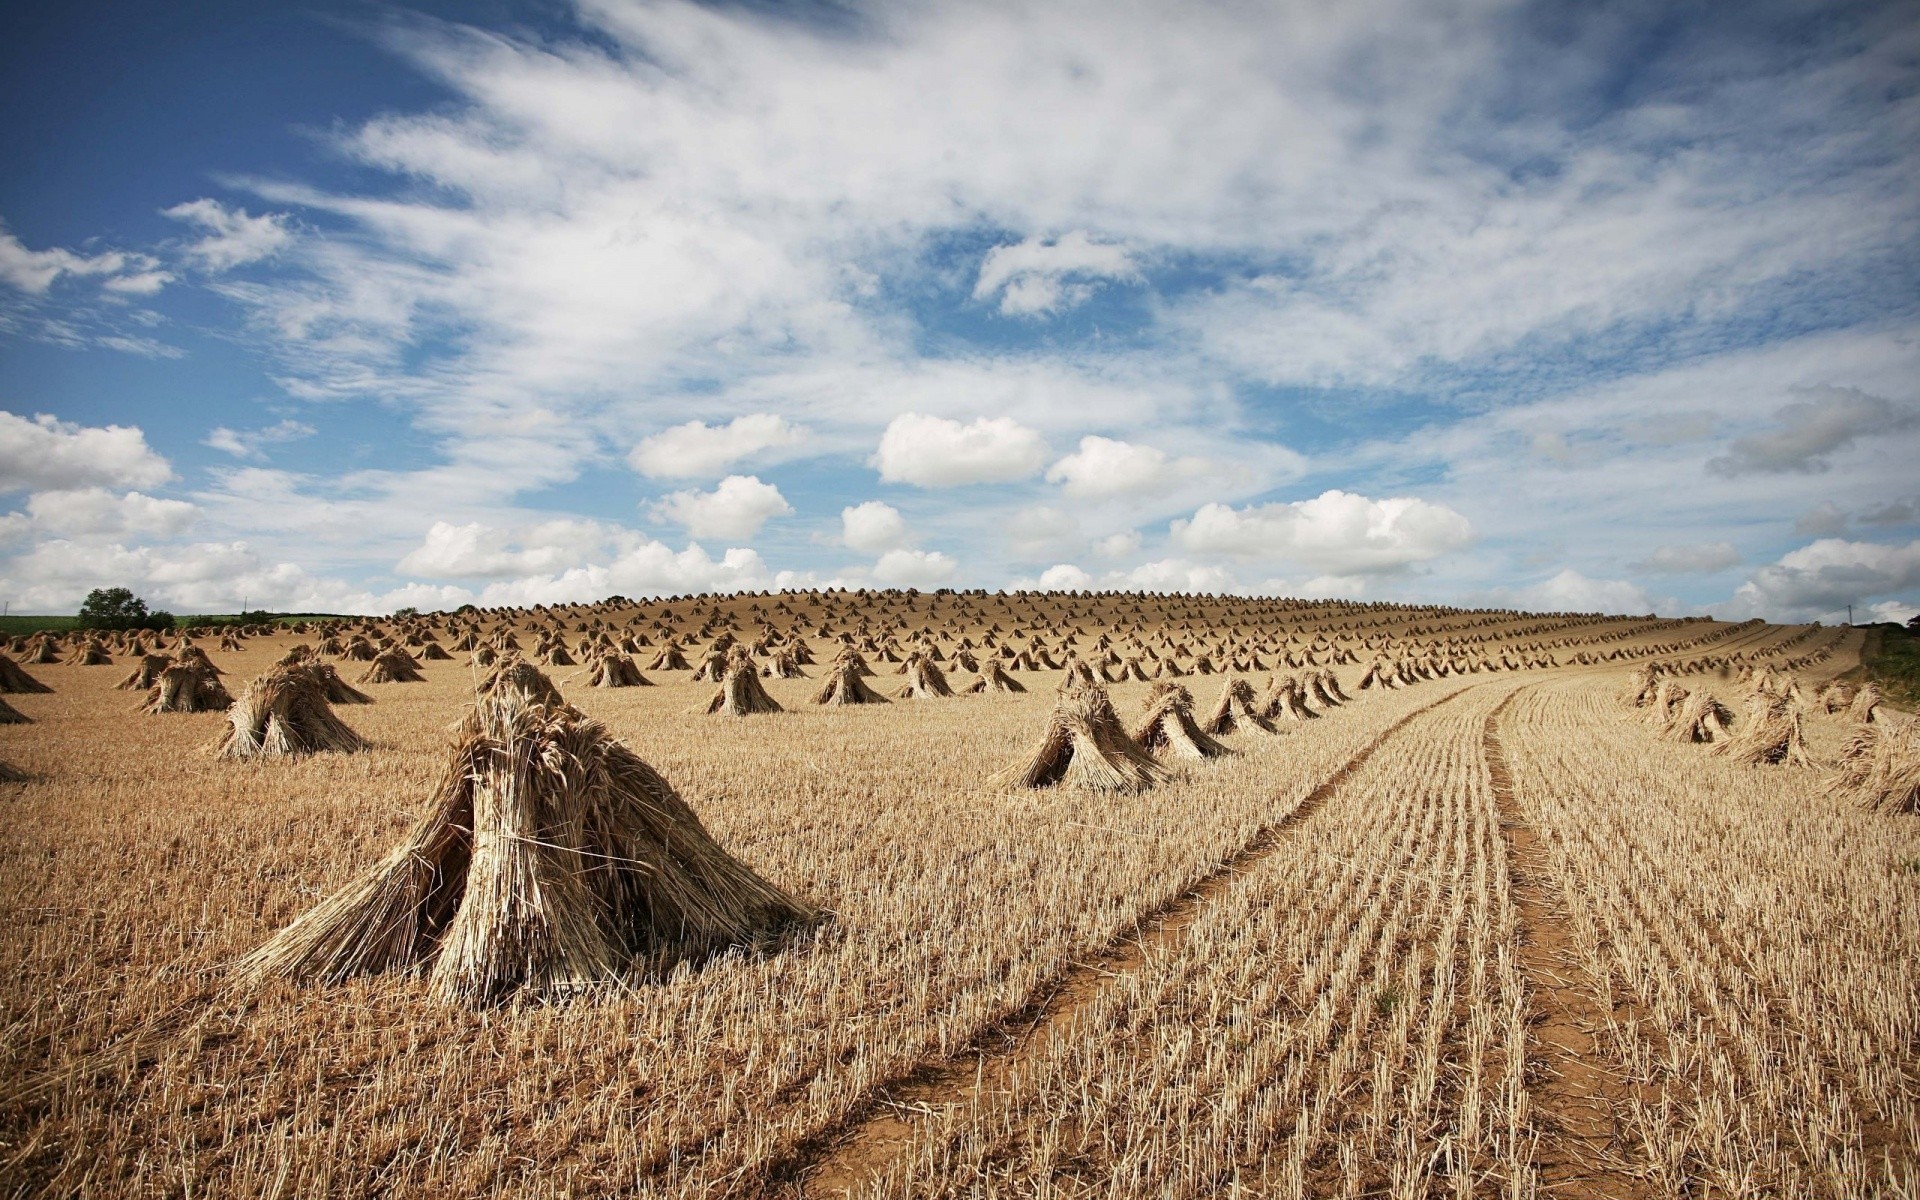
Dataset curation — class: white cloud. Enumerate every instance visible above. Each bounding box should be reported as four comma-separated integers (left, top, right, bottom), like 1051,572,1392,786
650,474,791,538
974,231,1138,317
1034,563,1095,590
8,488,198,540
840,500,910,553
0,225,155,294
1093,530,1142,558
1515,570,1655,615
1119,558,1236,593
163,199,293,271
627,413,807,478
205,418,316,460
1868,599,1918,625
871,547,957,587
1173,489,1474,575
396,518,614,579
0,412,172,493
1707,387,1917,476
1728,538,1920,622
468,541,780,607
1046,436,1206,499
1629,542,1741,574
871,414,1048,487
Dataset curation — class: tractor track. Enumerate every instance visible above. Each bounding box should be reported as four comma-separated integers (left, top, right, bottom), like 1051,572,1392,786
778,683,1475,1197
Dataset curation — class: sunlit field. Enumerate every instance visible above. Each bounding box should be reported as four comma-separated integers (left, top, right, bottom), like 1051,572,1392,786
1,590,1912,1199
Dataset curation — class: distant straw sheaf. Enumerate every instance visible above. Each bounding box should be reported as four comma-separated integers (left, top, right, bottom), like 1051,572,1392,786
704,650,783,715
964,660,1026,695
1133,683,1231,761
1205,678,1273,736
582,652,650,687
215,663,369,759
144,661,233,714
813,660,888,706
894,652,953,700
236,663,818,1006
358,647,425,684
999,680,1170,792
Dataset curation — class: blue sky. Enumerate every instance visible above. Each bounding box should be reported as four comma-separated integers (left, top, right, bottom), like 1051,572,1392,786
1,0,1917,620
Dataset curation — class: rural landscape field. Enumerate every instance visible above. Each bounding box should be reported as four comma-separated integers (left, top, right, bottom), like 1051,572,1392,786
1,591,1913,1198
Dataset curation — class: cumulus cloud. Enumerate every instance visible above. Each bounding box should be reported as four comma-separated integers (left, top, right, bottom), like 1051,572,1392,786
973,231,1138,317
1728,538,1920,622
871,414,1048,487
1173,490,1474,575
0,412,172,493
1515,570,1655,615
466,542,781,607
1706,387,1917,476
1093,530,1142,558
163,199,293,271
871,547,957,587
650,474,791,538
1629,542,1741,574
1868,599,1918,625
840,500,910,553
1033,563,1095,589
396,518,614,579
1119,558,1236,593
0,224,161,294
4,488,198,541
1045,436,1206,499
628,413,807,478
205,418,316,460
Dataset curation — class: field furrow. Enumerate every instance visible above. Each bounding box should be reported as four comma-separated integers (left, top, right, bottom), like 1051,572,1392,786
1496,678,1920,1197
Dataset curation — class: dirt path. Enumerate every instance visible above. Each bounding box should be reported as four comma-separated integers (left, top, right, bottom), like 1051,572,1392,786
1484,695,1654,1200
783,686,1473,1197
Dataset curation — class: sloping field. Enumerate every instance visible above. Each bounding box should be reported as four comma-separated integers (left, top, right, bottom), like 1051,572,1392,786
0,591,1910,1198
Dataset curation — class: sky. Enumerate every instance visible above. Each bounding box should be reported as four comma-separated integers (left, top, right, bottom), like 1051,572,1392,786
1,0,1916,622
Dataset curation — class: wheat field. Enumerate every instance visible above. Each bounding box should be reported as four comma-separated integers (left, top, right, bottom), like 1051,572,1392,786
0,590,1913,1198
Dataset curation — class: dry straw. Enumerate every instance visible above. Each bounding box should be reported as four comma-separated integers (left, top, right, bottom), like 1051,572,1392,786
964,661,1026,694
1204,678,1273,735
813,661,888,706
0,653,51,694
236,664,818,1006
704,652,783,715
144,662,233,714
998,681,1170,792
1835,716,1920,814
1133,683,1231,761
358,647,426,684
215,663,369,759
895,652,953,700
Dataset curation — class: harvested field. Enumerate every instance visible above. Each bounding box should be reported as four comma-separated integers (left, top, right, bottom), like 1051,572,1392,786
0,592,1912,1198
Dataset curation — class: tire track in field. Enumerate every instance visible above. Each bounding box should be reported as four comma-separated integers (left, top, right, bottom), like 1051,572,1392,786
1485,692,1654,1200
781,684,1475,1198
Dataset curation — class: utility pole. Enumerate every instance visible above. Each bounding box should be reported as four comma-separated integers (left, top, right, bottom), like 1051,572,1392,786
1846,604,1853,626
